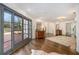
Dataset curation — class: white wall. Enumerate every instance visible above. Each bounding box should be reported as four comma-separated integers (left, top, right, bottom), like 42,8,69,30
75,6,79,52
32,19,37,39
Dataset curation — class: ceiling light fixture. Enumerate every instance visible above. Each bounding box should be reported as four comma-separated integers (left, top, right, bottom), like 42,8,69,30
57,16,66,20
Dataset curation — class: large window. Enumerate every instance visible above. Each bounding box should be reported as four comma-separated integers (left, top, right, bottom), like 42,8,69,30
14,15,22,44
3,11,12,53
23,19,28,39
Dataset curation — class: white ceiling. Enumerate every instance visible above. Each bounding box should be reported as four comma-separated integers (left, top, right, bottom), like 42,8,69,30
14,3,79,22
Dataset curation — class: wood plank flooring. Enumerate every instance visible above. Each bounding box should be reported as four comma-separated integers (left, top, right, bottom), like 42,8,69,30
13,39,78,55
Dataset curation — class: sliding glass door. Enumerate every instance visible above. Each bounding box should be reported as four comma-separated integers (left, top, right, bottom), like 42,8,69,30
0,4,32,55
3,11,12,53
14,15,22,44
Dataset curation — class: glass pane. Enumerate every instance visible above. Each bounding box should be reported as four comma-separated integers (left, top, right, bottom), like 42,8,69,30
29,21,32,25
23,20,28,30
4,11,11,52
23,29,28,34
14,16,22,44
29,31,31,34
24,19,28,24
29,34,31,38
23,25,28,30
23,30,26,33
25,29,28,33
25,25,28,30
29,27,31,30
26,20,28,24
18,17,22,31
24,20,26,24
23,19,28,39
24,34,28,39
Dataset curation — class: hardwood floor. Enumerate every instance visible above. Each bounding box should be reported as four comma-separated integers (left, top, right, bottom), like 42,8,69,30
41,39,76,55
13,39,78,55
